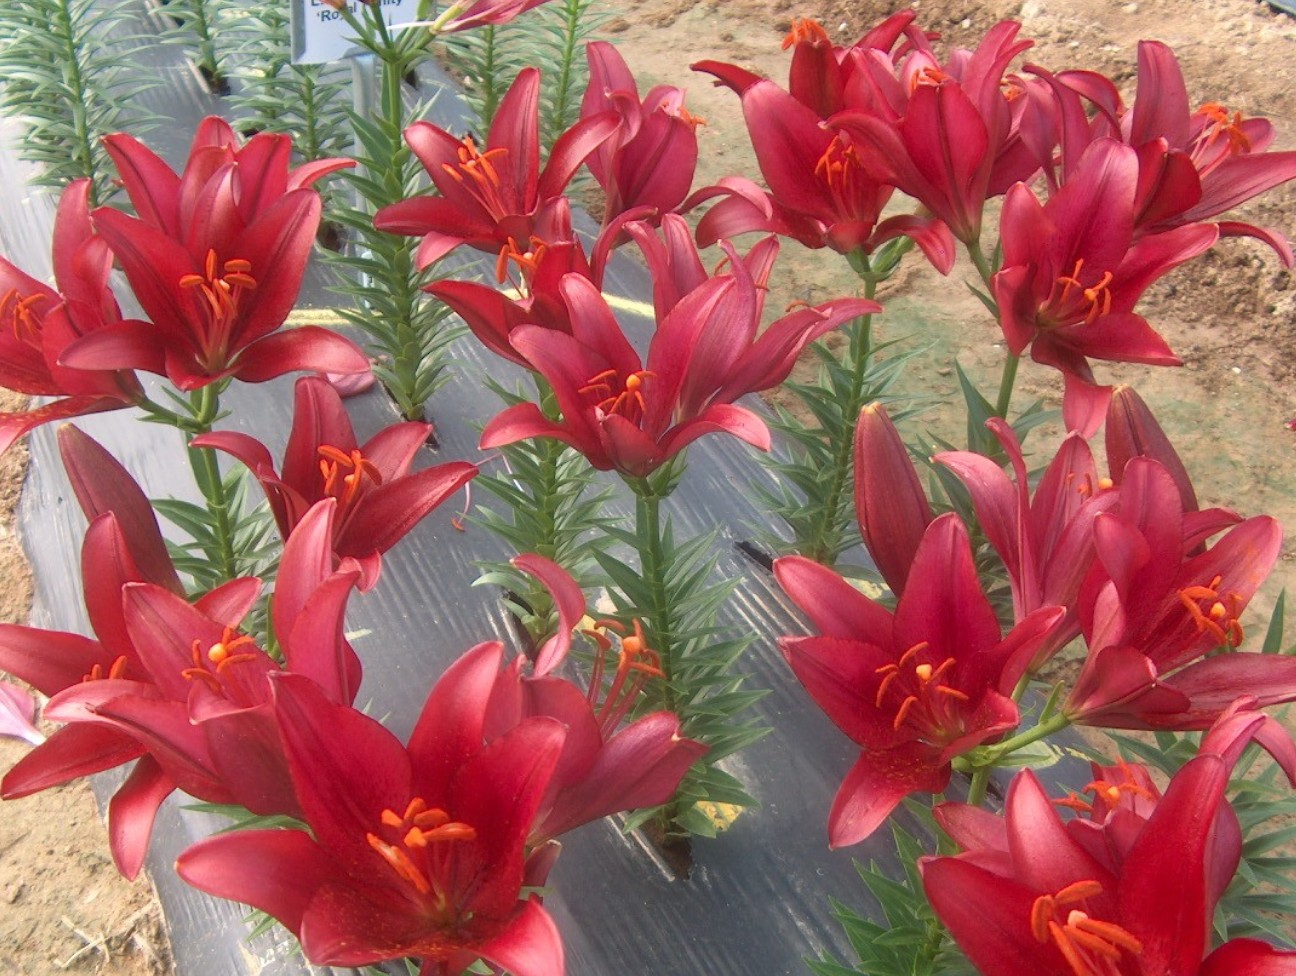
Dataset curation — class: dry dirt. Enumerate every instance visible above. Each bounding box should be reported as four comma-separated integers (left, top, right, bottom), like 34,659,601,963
0,386,169,976
2,0,1296,972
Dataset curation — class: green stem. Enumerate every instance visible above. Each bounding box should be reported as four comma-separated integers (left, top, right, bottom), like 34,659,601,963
546,0,583,140
804,264,879,565
186,386,240,584
965,709,1073,808
368,4,430,420
994,352,1020,419
629,476,690,834
967,238,995,288
630,481,676,705
52,0,99,204
966,239,1020,418
188,0,222,84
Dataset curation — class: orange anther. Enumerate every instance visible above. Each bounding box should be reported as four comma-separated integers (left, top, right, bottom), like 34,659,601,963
1031,881,1140,975
366,832,432,895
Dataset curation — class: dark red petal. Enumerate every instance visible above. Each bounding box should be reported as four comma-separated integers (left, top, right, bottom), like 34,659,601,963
405,642,504,800
475,898,565,976
107,755,174,879
231,328,370,384
58,426,181,593
774,555,893,642
177,828,339,938
1,723,144,797
829,744,949,847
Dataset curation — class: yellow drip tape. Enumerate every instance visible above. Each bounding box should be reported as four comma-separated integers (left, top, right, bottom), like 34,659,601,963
601,292,655,319
286,307,351,327
853,578,886,600
285,290,655,329
697,800,744,832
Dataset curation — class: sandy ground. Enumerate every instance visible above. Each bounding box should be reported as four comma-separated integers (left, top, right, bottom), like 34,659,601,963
2,0,1296,971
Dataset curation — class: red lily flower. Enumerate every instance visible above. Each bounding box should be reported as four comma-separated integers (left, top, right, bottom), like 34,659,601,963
852,401,933,594
695,14,927,117
488,554,707,843
38,499,362,875
177,670,568,976
374,68,620,268
1060,41,1296,263
775,514,1063,847
1104,384,1199,515
1,426,241,877
1065,457,1296,730
192,375,477,589
0,180,144,453
922,708,1296,976
829,20,1041,245
993,138,1217,434
583,42,703,227
1058,699,1296,897
428,0,555,33
690,17,954,264
936,417,1118,669
426,231,593,368
59,117,366,390
481,243,875,477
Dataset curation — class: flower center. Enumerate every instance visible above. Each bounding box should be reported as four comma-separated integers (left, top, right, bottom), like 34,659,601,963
814,134,873,214
178,250,258,367
873,641,970,735
1042,258,1114,328
0,288,47,347
1056,761,1156,814
495,235,549,289
180,627,259,693
585,618,666,733
1069,472,1115,499
579,368,655,422
782,17,830,49
318,445,383,519
1178,573,1245,648
910,64,952,91
1194,102,1252,165
366,797,476,907
442,137,512,222
1030,881,1141,976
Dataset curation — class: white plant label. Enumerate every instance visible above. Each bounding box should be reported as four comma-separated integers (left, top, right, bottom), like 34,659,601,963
290,0,413,65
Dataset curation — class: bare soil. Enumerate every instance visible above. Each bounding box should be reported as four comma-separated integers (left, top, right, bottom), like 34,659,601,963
2,0,1295,971
0,390,169,976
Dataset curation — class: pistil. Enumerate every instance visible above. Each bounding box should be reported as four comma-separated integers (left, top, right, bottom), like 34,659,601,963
82,655,128,683
783,17,830,49
1178,574,1245,647
587,618,666,733
814,135,869,215
180,627,259,692
580,368,655,421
